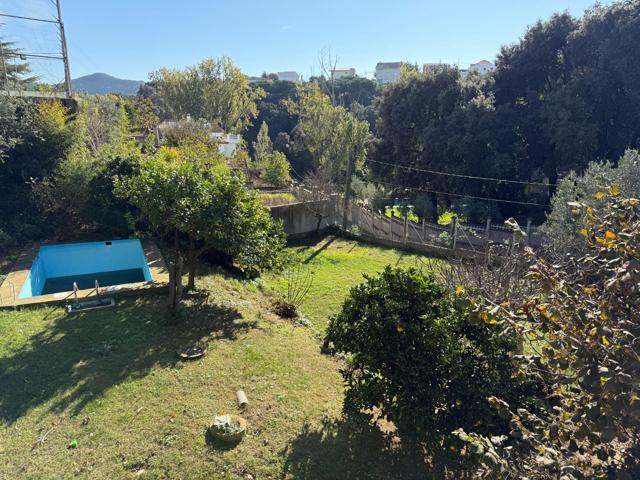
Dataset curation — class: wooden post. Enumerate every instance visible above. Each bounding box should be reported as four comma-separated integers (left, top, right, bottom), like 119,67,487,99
450,216,458,250
526,218,532,246
403,212,408,243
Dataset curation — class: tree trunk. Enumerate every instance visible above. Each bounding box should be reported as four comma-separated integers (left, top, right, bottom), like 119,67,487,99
175,255,184,304
168,229,184,310
187,257,196,290
168,263,176,309
430,192,438,223
168,257,184,310
187,237,196,290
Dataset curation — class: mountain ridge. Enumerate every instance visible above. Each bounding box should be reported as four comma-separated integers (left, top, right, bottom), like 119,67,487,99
71,72,143,95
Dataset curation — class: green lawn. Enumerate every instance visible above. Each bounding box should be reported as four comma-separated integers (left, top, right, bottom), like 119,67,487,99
0,238,436,479
265,236,435,332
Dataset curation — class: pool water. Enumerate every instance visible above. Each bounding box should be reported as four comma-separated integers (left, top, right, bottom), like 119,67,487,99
19,239,153,298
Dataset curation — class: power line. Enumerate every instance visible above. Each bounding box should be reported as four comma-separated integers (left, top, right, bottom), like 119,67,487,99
374,179,549,207
0,13,58,25
366,158,556,187
0,1,72,96
3,52,63,60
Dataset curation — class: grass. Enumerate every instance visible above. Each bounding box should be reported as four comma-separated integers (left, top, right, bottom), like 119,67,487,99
0,238,437,479
258,192,297,207
265,236,436,332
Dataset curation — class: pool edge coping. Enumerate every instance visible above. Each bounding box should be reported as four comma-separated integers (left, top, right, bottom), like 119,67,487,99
0,239,169,308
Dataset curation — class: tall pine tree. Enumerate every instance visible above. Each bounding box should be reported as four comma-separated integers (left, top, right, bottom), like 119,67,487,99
0,39,35,87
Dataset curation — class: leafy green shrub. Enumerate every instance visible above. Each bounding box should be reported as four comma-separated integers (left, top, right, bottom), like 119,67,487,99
436,230,451,247
0,229,14,255
463,192,640,478
384,207,418,223
260,151,291,188
324,267,539,454
31,149,102,236
438,211,457,225
412,193,437,222
85,156,141,236
351,177,385,207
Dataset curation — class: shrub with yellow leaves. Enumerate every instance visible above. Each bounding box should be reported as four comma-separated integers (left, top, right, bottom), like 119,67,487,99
460,193,640,479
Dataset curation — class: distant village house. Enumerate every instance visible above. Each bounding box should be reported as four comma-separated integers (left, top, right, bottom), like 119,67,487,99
330,68,356,80
374,62,403,84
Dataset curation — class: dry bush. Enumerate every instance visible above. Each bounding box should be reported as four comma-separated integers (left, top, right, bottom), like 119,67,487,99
273,264,313,319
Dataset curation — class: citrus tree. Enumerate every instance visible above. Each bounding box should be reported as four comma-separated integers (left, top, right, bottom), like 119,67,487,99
324,267,540,465
116,154,285,307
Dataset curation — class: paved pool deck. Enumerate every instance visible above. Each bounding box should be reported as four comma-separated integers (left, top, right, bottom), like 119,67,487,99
0,239,169,308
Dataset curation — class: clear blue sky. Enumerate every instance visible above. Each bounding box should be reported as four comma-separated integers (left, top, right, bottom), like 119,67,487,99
1,0,614,82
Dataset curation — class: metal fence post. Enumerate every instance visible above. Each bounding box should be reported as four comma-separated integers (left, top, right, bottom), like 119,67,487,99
526,218,532,246
421,217,426,243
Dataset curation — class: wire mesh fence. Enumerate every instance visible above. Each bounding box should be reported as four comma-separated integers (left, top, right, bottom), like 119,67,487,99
339,201,543,256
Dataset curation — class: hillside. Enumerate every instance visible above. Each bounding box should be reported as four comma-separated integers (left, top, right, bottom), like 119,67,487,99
71,73,143,96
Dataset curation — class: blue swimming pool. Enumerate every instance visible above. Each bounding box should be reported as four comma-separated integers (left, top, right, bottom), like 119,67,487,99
18,239,153,298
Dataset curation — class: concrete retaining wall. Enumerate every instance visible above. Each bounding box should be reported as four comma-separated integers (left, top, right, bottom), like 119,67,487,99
269,197,339,238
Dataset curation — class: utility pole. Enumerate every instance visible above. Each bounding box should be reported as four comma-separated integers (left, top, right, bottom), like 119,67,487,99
0,1,72,97
55,0,72,97
0,39,9,93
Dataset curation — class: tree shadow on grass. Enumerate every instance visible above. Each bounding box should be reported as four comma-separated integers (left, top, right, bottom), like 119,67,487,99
0,293,253,424
282,417,434,480
301,236,337,265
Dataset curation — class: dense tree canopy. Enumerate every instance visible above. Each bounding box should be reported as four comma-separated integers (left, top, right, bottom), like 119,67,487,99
244,79,298,154
371,67,527,221
115,152,285,293
150,57,262,133
287,82,369,186
370,1,640,223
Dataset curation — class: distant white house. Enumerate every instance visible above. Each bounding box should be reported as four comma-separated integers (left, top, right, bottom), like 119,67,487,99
276,71,302,83
211,132,241,157
374,62,403,84
458,60,495,78
156,120,241,157
330,68,356,80
468,60,495,75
